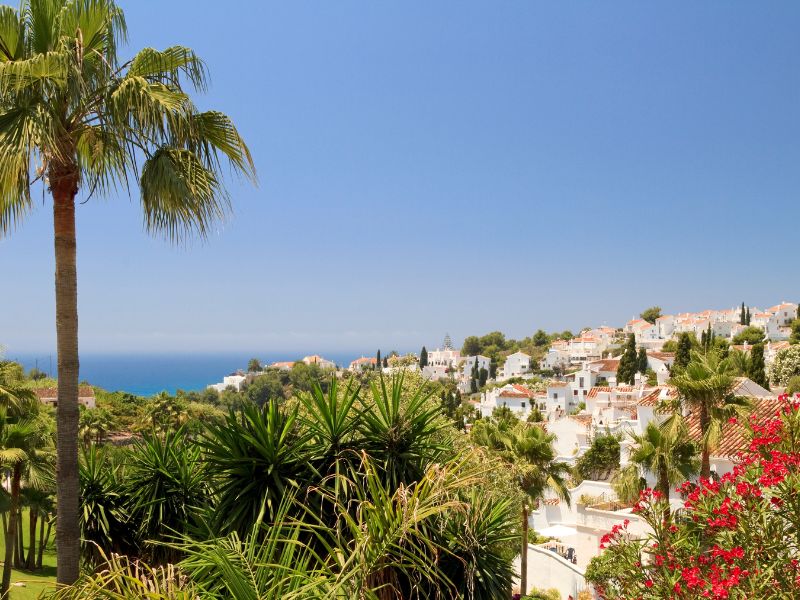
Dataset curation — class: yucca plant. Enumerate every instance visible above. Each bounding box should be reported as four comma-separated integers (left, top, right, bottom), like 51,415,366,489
202,400,313,536
124,428,210,564
79,444,133,564
359,373,451,490
435,491,517,600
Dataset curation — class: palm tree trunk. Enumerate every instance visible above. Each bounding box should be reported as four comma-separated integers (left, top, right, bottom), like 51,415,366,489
37,519,50,570
52,171,81,586
14,513,22,568
2,466,22,598
26,511,36,570
520,503,528,596
699,402,711,479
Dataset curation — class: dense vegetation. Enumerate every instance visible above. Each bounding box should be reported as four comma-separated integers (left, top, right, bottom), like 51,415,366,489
2,360,540,599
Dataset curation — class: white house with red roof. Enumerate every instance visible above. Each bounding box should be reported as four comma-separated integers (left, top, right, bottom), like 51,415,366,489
479,383,534,418
349,356,377,372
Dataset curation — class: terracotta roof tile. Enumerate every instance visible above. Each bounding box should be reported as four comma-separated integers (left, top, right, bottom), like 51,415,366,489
35,386,94,399
686,397,783,458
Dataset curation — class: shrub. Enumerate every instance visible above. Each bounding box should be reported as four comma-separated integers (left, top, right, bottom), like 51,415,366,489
587,393,800,599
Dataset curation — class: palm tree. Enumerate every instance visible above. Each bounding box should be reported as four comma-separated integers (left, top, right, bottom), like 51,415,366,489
472,421,570,596
0,362,37,413
0,1,254,583
0,409,53,597
669,350,749,478
627,421,699,500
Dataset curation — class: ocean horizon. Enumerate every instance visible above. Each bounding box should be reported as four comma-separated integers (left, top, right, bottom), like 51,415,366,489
6,351,370,397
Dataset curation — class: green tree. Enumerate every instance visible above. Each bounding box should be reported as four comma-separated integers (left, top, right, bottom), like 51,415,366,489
0,0,255,583
789,319,800,345
575,434,620,481
745,306,751,325
247,358,262,373
740,302,747,326
479,367,488,388
637,347,648,374
670,351,749,478
617,334,638,384
246,371,286,407
461,336,481,356
746,343,769,390
674,333,694,371
532,329,550,347
732,326,765,346
419,346,428,368
640,306,662,324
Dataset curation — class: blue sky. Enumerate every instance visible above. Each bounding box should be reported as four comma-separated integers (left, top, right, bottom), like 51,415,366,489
1,1,799,355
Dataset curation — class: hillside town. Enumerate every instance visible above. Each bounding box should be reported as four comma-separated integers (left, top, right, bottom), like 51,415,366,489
208,300,800,597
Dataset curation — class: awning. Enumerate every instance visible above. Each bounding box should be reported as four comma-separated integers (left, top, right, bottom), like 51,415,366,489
537,524,578,538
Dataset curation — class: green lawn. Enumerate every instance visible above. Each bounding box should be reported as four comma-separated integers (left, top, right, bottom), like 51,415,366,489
0,511,57,600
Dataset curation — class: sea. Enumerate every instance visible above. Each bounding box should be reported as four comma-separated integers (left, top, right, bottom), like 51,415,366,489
7,351,362,397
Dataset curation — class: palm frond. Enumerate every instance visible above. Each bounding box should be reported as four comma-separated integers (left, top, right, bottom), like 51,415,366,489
140,147,229,242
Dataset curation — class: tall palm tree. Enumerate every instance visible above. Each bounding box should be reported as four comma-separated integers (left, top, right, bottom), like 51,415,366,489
0,0,254,583
669,350,749,478
628,420,698,500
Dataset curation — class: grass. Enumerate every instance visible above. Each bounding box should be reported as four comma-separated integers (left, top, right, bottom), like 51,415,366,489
0,510,57,600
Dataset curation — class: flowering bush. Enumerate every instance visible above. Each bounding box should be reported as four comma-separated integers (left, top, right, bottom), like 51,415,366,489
586,394,800,599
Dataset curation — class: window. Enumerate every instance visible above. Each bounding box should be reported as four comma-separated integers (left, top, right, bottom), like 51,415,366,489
553,393,558,400
573,390,578,396
583,390,587,396
579,377,584,388
521,402,526,409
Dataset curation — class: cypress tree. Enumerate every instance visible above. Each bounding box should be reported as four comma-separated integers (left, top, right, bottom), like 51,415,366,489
420,346,428,369
701,330,707,349
376,350,381,371
675,333,693,370
747,343,769,390
617,334,638,384
479,367,488,387
637,347,648,374
740,302,746,326
745,307,751,326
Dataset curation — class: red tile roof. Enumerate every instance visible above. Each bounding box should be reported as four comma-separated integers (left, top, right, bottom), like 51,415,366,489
637,389,662,407
35,386,94,399
570,414,593,427
685,397,783,458
589,359,620,373
511,384,534,398
588,386,613,399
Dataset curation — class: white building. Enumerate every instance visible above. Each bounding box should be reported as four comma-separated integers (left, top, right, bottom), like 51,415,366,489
208,372,247,393
302,355,336,369
502,351,531,379
35,386,96,409
480,384,534,418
